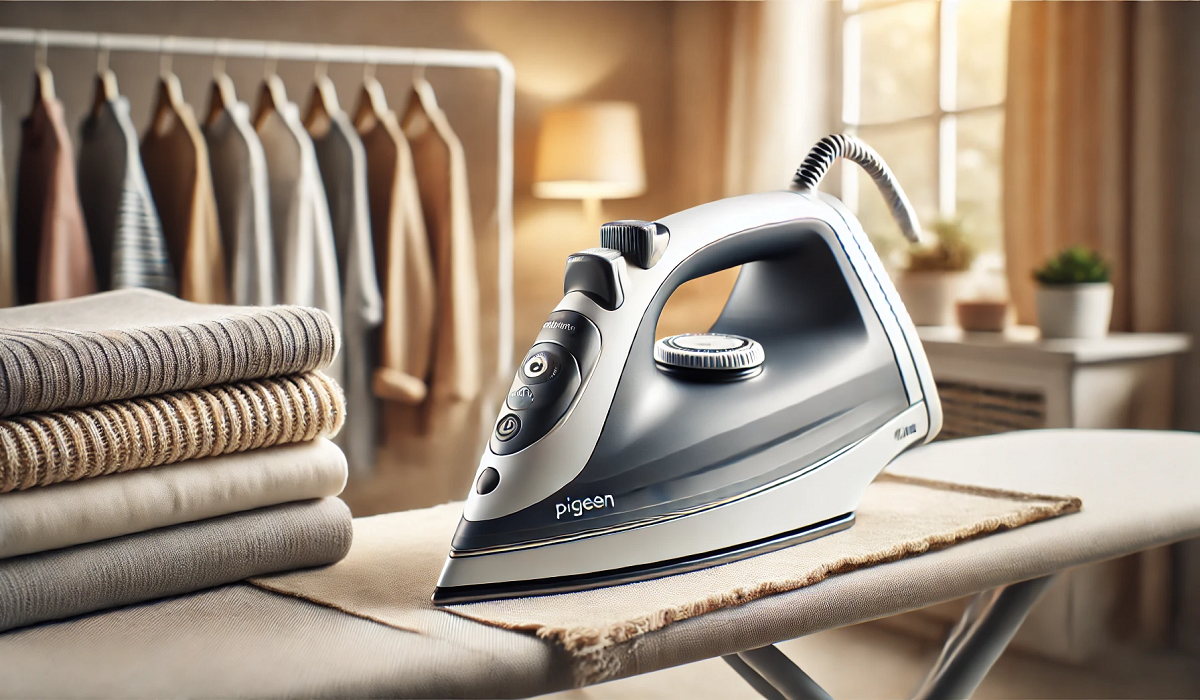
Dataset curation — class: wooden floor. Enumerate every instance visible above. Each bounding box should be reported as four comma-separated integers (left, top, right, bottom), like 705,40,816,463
546,621,1200,699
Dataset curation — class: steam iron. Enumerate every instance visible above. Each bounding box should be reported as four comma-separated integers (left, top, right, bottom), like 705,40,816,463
433,135,943,605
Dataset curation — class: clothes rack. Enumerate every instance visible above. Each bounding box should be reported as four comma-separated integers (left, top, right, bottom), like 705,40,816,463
0,26,516,375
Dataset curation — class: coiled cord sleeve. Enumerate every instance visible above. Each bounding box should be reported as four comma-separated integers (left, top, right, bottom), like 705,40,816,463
791,134,922,243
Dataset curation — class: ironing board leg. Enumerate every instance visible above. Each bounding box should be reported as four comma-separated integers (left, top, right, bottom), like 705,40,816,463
722,654,788,700
911,575,1056,700
730,645,834,700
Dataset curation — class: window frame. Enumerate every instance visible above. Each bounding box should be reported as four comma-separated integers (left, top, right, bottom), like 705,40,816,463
837,0,1007,228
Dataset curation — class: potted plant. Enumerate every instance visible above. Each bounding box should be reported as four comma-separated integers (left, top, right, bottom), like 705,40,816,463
1033,246,1113,339
895,219,977,326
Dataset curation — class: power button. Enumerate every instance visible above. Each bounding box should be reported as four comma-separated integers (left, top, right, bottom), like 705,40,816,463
495,414,521,441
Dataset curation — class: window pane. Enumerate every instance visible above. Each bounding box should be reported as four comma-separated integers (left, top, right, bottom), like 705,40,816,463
854,1,939,124
956,109,1004,254
855,122,939,262
956,0,1011,110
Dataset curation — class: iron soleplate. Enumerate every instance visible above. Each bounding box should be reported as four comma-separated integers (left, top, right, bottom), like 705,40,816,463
431,511,855,606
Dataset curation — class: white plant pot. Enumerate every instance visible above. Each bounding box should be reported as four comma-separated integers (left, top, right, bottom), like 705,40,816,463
1035,283,1113,339
894,271,967,326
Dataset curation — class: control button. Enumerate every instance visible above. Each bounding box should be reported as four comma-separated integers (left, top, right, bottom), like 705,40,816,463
600,220,670,268
564,248,625,310
495,414,521,441
519,349,561,385
475,467,501,495
507,385,535,410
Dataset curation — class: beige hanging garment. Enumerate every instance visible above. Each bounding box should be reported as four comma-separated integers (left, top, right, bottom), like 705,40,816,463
356,79,436,406
140,73,227,303
401,78,481,433
14,69,96,304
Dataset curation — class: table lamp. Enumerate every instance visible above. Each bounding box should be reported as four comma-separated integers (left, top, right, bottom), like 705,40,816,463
533,101,646,228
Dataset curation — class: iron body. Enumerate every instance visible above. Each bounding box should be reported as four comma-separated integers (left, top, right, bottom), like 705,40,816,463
433,138,942,605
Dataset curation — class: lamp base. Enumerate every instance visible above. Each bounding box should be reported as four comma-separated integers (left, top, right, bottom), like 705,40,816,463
582,197,604,232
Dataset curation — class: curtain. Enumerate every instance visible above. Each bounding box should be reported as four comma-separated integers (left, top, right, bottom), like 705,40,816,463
723,0,833,197
1003,1,1174,332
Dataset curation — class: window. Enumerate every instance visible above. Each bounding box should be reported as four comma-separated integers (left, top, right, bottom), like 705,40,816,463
839,0,1011,265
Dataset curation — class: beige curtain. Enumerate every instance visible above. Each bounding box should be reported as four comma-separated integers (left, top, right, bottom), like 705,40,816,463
723,0,833,197
1004,1,1174,332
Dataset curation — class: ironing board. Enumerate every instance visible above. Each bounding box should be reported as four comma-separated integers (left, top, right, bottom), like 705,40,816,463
1,429,1197,699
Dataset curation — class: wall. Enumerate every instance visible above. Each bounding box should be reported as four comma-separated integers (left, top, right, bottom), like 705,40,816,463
0,1,738,511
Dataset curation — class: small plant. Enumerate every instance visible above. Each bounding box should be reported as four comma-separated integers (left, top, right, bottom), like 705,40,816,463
1033,246,1111,285
906,219,977,273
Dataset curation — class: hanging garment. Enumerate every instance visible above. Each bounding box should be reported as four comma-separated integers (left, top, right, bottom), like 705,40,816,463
401,79,481,432
0,101,13,308
311,110,384,475
14,77,97,304
358,100,437,406
78,95,176,294
205,99,275,306
256,94,343,383
140,76,227,304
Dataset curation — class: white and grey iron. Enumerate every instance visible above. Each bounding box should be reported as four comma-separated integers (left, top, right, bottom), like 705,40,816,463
433,134,943,604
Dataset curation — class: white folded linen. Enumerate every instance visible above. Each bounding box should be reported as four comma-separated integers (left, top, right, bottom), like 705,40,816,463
0,438,347,559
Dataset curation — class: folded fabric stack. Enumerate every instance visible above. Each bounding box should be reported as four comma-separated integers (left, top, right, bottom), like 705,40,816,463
0,288,353,633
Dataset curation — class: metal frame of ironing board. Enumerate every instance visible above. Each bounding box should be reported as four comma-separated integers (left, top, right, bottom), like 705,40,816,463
723,575,1056,700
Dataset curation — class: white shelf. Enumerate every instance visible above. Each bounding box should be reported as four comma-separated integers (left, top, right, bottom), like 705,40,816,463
916,326,1191,365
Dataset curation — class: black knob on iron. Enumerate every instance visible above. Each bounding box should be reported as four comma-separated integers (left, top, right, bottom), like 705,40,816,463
600,220,669,269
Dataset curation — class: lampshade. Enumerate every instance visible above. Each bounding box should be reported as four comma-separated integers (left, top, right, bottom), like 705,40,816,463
533,101,646,200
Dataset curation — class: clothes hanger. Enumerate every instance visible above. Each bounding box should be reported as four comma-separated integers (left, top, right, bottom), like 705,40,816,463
303,57,339,138
31,32,55,108
206,46,238,127
402,64,439,136
90,36,119,119
254,50,288,129
151,38,186,136
410,63,439,112
353,61,388,132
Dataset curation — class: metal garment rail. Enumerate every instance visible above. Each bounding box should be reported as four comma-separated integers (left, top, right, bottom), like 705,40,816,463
0,26,517,376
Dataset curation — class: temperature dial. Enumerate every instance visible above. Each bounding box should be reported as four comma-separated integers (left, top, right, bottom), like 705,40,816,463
654,333,765,382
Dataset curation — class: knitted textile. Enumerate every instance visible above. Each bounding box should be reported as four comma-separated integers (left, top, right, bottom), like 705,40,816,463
0,371,344,493
0,289,338,419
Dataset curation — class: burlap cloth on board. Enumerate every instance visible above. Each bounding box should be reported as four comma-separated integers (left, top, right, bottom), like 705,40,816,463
250,474,1081,685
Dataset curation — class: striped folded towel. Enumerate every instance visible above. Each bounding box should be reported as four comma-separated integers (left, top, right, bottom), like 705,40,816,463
0,289,338,418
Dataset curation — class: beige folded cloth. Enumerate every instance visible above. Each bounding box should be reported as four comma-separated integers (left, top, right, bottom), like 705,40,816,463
0,439,347,559
0,371,344,493
0,497,352,633
0,289,338,418
251,474,1080,685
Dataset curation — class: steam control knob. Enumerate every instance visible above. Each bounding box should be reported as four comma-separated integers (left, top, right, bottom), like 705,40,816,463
600,220,670,269
654,333,765,382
